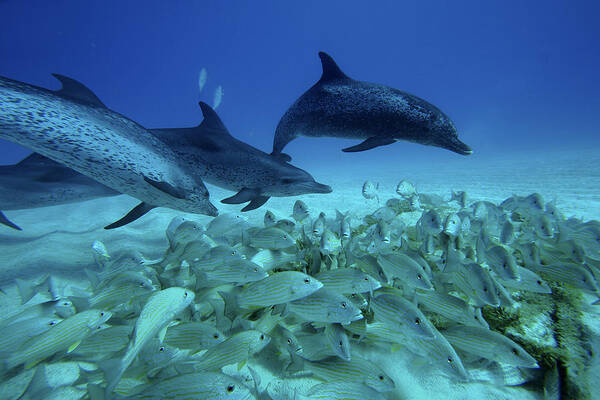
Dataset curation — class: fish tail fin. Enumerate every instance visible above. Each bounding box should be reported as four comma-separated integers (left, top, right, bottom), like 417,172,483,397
98,358,125,397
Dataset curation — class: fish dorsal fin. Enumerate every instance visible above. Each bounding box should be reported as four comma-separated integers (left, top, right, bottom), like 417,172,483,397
318,52,349,82
51,73,106,107
198,101,230,134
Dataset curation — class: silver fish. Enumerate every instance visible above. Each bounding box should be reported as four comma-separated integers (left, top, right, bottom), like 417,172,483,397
396,180,416,197
287,289,363,324
371,290,437,340
362,181,379,201
443,325,539,368
293,200,310,222
315,267,381,294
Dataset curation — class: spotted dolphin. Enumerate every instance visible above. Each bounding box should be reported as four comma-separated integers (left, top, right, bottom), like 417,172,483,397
0,74,218,229
0,153,119,230
272,52,472,156
150,102,332,212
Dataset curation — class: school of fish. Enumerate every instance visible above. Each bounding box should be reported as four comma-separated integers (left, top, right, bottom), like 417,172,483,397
0,181,599,400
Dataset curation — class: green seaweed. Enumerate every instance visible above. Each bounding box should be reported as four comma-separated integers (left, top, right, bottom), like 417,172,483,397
481,281,592,399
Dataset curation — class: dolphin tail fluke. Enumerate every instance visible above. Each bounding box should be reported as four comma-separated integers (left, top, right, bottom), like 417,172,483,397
104,202,156,229
342,137,396,152
241,196,270,212
221,188,261,205
0,211,22,230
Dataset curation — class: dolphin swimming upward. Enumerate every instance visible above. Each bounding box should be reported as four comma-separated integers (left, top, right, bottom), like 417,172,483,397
0,153,120,230
0,74,218,229
272,52,473,157
151,102,332,212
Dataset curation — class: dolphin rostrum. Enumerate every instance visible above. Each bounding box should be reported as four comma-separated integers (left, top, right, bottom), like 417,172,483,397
272,51,473,157
151,102,332,212
0,153,120,230
0,74,218,228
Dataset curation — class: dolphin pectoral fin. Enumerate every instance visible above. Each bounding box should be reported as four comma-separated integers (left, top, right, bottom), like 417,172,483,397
221,188,260,205
342,137,396,152
51,74,106,107
270,152,292,162
143,176,186,199
104,202,156,229
241,196,270,212
0,211,22,231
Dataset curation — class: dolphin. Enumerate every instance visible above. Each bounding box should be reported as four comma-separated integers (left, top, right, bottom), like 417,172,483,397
0,74,218,229
0,153,120,230
150,102,332,212
272,51,473,157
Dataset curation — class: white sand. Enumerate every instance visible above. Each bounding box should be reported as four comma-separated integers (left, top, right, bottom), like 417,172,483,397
0,147,598,399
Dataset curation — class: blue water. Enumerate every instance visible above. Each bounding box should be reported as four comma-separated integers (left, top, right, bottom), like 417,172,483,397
1,0,599,166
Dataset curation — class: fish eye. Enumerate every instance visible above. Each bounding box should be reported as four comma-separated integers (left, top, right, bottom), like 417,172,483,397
511,348,518,355
63,302,70,306
100,312,105,316
49,321,57,325
213,333,219,339
227,385,235,392
159,346,165,352
184,291,189,297
417,274,422,280
303,278,310,284
536,280,542,285
253,268,258,272
378,375,384,381
447,357,453,363
287,338,292,344
483,287,488,293
474,315,479,320
502,263,507,269
339,340,343,346
364,277,369,281
414,318,421,325
341,302,347,308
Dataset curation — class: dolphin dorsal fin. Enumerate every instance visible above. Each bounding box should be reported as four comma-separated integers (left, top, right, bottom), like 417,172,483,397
51,74,106,107
198,102,230,134
318,52,349,82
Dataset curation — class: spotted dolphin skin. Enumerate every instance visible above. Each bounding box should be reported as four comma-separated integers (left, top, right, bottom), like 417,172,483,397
0,75,218,228
272,52,472,156
0,153,119,230
151,102,332,212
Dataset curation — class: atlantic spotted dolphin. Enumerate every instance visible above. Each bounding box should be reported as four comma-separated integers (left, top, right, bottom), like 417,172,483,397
0,75,218,229
0,153,119,230
272,52,472,156
151,102,332,212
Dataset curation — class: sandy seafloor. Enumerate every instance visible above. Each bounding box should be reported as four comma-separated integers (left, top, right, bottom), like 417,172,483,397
1,147,599,399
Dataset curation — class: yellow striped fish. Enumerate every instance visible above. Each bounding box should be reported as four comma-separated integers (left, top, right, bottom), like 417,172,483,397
103,287,194,395
192,330,270,370
442,325,539,368
134,371,254,399
4,309,111,370
303,355,395,392
315,267,381,294
237,271,322,308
